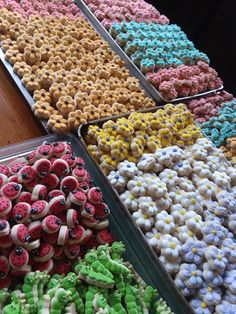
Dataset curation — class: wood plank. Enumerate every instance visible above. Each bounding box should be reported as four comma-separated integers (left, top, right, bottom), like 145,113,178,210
0,62,46,148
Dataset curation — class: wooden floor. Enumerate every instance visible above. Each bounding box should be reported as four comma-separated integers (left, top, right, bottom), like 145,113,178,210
0,63,45,148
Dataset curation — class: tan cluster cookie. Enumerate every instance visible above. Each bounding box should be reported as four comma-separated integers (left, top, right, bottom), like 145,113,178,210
220,137,236,167
0,9,155,132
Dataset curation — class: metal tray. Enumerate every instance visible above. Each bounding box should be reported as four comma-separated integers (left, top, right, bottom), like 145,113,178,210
0,49,50,133
74,0,224,103
0,133,192,314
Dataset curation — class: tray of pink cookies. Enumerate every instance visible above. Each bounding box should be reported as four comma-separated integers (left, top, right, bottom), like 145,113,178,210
78,103,236,314
0,133,193,314
74,0,224,102
0,4,161,136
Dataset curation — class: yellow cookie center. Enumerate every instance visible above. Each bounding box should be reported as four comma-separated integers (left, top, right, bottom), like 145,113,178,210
207,287,213,292
201,302,207,309
192,271,197,277
217,255,222,260
192,248,197,254
164,218,170,223
191,199,196,205
143,214,148,219
137,182,142,187
212,229,216,235
170,242,176,249
155,234,160,239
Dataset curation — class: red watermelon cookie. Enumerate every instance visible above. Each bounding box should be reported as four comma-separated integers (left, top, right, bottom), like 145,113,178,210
79,228,93,245
48,195,66,215
42,231,59,244
31,200,49,220
64,243,80,259
11,264,31,277
8,175,20,183
81,202,95,218
53,245,64,260
57,226,69,246
87,187,103,204
77,181,90,194
33,259,54,273
69,190,87,206
68,225,85,245
52,142,67,157
9,247,29,269
66,209,78,228
0,275,11,289
61,153,76,168
24,239,40,251
0,174,8,188
94,202,110,219
16,191,33,204
12,202,31,223
96,229,115,245
18,165,36,183
51,159,69,177
42,215,61,233
26,150,37,165
34,159,51,177
11,224,30,246
31,184,47,201
75,157,86,168
35,142,53,159
60,176,78,194
0,165,10,177
72,166,87,182
28,220,42,240
32,243,54,262
47,190,65,201
0,220,10,237
0,197,12,217
0,182,22,200
0,255,10,279
56,260,71,275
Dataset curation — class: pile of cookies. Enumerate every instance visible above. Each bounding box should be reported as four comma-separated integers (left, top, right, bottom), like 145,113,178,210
0,140,114,287
220,137,236,167
111,22,209,73
85,103,202,173
0,243,172,313
0,0,82,19
0,8,155,132
107,138,236,314
84,0,169,29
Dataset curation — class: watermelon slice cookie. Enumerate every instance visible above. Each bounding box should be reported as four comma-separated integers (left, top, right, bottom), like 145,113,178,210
0,182,22,200
11,264,32,277
56,260,71,275
68,225,85,245
0,165,10,177
11,224,30,246
31,184,48,201
69,190,87,206
94,202,110,219
61,153,76,168
28,220,42,240
51,159,70,177
30,200,49,220
66,209,78,228
18,165,37,183
47,189,65,201
42,215,61,233
60,176,78,194
57,226,69,246
0,255,10,279
0,219,10,237
64,243,80,259
35,142,53,158
48,195,66,215
24,239,40,251
9,247,29,269
96,229,115,245
23,176,38,192
0,196,12,217
12,202,31,223
87,187,103,204
32,243,54,262
53,245,64,260
39,173,59,190
16,191,33,204
81,202,95,218
33,159,51,177
0,174,8,188
77,181,90,194
75,157,86,168
72,166,87,182
79,228,93,245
